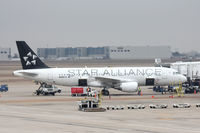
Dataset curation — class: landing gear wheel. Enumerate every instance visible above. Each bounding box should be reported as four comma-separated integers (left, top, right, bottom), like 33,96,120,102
36,90,40,96
101,89,109,96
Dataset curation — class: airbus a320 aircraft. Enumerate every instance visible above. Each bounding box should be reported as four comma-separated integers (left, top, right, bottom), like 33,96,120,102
13,41,187,95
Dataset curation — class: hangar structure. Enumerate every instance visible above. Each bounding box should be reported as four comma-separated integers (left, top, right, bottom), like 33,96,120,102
37,45,171,60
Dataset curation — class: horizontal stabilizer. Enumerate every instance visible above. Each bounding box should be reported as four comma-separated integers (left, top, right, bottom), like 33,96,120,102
19,72,38,77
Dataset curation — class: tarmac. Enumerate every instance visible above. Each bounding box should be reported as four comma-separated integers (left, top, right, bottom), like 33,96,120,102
1,61,200,133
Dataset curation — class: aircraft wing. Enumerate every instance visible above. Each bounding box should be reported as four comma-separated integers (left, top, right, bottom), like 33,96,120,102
95,76,136,87
95,77,121,83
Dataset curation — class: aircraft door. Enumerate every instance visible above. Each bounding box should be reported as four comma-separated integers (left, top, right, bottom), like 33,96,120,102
48,73,53,81
78,79,87,86
146,78,155,86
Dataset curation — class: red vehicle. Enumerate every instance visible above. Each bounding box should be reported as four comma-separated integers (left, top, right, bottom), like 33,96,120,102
71,87,88,96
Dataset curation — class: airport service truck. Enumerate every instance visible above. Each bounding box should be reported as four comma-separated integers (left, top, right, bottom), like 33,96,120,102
36,84,61,96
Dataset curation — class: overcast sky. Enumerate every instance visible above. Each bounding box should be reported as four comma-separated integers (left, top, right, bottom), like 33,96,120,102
0,0,199,54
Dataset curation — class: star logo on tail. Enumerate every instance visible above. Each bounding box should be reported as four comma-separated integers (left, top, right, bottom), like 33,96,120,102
23,52,38,66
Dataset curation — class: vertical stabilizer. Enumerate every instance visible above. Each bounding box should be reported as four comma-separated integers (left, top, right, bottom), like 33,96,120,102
16,41,49,69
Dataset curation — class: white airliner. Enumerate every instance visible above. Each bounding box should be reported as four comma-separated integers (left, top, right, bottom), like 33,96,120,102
13,41,187,95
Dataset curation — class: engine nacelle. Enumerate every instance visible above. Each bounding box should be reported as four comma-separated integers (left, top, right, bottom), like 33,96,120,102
117,82,138,92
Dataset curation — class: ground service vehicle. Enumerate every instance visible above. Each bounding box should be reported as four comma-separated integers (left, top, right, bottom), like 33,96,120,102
0,84,8,92
36,84,61,96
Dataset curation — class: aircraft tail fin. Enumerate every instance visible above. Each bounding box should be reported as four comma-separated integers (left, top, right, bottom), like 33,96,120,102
16,41,49,69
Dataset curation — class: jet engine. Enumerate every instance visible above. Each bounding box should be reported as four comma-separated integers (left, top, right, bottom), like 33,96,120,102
116,82,138,92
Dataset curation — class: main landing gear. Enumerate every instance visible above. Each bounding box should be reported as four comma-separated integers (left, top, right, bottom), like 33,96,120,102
35,82,45,96
101,88,109,96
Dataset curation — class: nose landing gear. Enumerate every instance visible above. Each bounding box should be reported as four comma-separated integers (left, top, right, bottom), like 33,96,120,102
35,82,46,96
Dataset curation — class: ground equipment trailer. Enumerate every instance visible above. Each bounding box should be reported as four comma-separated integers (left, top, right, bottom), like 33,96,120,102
71,87,88,96
173,103,191,108
149,104,168,109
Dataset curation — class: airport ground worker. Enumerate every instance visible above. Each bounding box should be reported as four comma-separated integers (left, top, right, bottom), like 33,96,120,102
138,87,141,95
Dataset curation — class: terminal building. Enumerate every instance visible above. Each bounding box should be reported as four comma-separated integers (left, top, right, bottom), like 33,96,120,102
0,48,11,60
37,47,110,60
37,45,171,60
